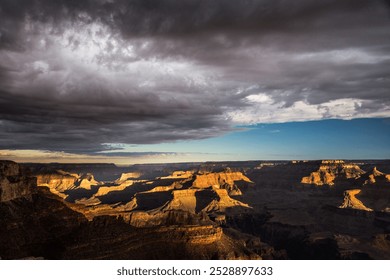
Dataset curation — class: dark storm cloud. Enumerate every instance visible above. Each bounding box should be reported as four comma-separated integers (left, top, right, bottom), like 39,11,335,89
0,0,390,153
0,0,384,49
0,86,234,152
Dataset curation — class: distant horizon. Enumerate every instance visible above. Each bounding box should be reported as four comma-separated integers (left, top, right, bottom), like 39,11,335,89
5,158,390,167
1,118,389,164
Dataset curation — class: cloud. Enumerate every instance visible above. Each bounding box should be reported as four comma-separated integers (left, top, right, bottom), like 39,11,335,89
229,96,390,124
0,0,390,154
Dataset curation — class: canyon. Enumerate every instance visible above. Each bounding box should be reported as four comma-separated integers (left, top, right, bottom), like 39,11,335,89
1,159,389,259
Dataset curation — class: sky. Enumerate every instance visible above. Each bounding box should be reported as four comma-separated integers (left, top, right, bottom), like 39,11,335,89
0,0,390,164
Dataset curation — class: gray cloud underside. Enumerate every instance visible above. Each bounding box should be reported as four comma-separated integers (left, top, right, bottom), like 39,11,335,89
0,0,390,153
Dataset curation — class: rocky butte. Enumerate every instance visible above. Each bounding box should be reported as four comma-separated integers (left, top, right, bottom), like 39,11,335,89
301,160,365,186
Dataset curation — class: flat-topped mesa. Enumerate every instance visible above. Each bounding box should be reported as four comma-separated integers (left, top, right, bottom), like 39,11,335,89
160,170,194,179
255,163,276,169
192,171,253,188
339,189,373,211
0,160,36,202
321,160,345,164
191,171,253,196
301,161,365,186
115,172,142,184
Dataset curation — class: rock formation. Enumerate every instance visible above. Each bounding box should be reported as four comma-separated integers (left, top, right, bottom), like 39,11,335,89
160,170,194,179
339,189,373,211
363,167,390,185
36,171,102,199
158,188,251,214
192,171,253,188
301,160,365,186
75,173,100,189
36,170,78,193
0,161,264,260
5,159,389,260
62,216,261,260
115,172,142,184
161,189,198,213
0,161,87,259
191,171,253,196
0,160,35,202
94,180,146,197
202,189,251,213
40,169,256,226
